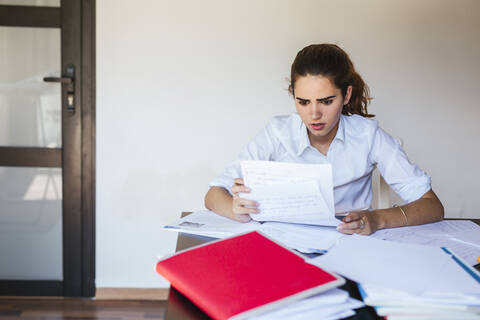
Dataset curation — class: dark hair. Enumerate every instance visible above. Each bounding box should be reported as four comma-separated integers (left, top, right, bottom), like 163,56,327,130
289,44,373,118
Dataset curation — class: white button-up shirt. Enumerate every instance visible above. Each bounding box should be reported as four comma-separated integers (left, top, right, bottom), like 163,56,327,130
209,113,431,213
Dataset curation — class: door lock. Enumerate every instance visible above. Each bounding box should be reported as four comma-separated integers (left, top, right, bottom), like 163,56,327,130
43,64,75,113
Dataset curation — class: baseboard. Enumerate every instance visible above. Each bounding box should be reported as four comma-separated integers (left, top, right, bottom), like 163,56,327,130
95,288,169,300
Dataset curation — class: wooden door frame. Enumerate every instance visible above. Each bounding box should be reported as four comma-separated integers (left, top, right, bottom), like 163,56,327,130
0,0,96,297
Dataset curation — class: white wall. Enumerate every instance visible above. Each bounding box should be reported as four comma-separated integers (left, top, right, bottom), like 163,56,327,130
97,0,480,287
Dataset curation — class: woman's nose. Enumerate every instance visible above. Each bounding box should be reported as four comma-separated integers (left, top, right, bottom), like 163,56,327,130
311,103,322,119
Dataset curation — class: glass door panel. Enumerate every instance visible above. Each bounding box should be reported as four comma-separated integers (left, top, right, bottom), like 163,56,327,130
0,20,62,282
0,167,62,280
0,26,61,148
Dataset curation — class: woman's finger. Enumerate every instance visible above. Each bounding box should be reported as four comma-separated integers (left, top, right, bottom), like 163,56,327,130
342,211,361,223
339,219,364,230
237,197,259,208
233,204,259,215
336,226,357,235
233,197,259,214
233,213,252,223
231,184,250,195
234,178,245,185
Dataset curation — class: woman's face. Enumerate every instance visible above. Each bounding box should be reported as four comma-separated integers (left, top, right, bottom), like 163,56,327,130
293,75,351,144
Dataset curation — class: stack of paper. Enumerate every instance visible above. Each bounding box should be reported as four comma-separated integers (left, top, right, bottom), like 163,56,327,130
163,210,345,254
358,284,480,320
163,210,261,238
248,288,364,320
165,212,480,265
371,220,480,266
308,235,480,319
258,221,344,254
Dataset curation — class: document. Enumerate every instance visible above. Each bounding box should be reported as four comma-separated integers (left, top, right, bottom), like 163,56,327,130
163,211,346,254
163,210,261,238
360,282,480,319
258,222,345,254
371,220,480,266
249,288,364,320
308,235,480,295
240,160,337,226
360,283,480,309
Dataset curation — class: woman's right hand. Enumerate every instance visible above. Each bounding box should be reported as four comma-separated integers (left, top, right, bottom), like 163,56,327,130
230,178,259,222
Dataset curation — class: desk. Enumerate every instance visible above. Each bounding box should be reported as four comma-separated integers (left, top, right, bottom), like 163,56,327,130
164,217,480,320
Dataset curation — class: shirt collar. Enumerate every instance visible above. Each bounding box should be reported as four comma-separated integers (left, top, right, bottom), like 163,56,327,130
296,114,346,156
297,120,311,156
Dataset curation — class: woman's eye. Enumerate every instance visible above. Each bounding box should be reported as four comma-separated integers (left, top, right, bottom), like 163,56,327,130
322,100,333,105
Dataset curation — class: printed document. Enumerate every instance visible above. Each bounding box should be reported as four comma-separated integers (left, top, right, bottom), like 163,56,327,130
239,160,337,226
308,235,480,295
163,210,260,238
163,211,345,254
249,289,364,320
371,220,480,266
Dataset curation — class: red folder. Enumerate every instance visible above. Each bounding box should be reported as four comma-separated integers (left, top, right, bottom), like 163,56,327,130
156,231,345,320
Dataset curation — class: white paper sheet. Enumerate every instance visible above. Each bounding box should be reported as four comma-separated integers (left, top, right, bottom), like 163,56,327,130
371,220,480,266
162,210,261,238
163,211,345,254
360,282,480,320
249,289,364,320
450,229,480,248
372,220,480,239
360,283,480,308
258,222,345,253
308,235,480,295
239,160,337,226
376,306,480,318
243,180,336,225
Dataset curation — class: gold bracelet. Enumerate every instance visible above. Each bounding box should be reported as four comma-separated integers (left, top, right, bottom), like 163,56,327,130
393,205,408,226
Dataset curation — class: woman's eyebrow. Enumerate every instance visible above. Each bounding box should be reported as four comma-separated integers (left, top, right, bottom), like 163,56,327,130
317,95,336,102
295,97,309,101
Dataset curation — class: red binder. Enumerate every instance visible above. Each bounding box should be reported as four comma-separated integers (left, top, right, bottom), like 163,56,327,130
156,231,345,320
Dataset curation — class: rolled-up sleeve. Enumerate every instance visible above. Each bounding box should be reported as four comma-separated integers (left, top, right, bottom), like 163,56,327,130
369,127,431,203
208,125,276,195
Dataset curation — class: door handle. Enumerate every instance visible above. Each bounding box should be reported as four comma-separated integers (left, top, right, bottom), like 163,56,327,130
43,76,72,84
43,64,75,113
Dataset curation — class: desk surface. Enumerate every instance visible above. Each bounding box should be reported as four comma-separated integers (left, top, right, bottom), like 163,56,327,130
164,217,480,320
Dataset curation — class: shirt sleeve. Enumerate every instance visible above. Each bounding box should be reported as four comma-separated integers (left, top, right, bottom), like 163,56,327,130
208,125,276,195
368,126,431,203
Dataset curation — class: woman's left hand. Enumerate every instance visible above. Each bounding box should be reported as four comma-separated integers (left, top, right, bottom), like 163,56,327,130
336,210,379,235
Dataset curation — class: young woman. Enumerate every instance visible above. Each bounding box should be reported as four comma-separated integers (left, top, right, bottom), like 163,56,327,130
204,44,444,235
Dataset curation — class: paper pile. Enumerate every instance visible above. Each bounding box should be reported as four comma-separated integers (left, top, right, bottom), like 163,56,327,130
359,283,480,320
248,288,364,320
163,210,345,253
308,235,480,319
163,210,261,238
371,220,480,266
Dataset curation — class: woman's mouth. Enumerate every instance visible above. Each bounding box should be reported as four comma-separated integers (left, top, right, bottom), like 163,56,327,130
311,123,326,131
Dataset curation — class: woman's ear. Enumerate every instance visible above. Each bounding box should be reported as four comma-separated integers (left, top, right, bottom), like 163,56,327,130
344,85,353,105
288,85,295,97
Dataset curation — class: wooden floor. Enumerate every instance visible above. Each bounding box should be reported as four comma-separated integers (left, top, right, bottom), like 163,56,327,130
0,299,168,320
